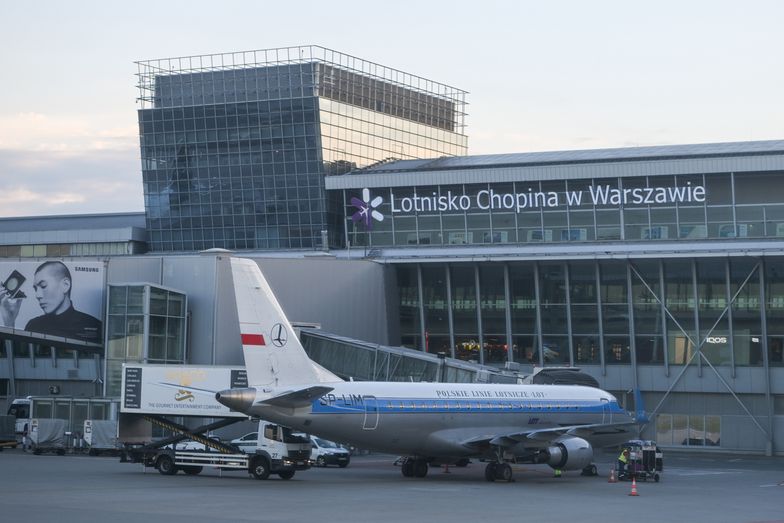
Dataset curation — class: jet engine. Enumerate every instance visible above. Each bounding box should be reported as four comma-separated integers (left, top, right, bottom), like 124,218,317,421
544,436,593,470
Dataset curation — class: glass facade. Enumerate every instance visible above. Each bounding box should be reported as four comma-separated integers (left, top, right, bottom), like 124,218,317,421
398,256,783,371
137,47,468,252
104,284,187,396
341,171,784,247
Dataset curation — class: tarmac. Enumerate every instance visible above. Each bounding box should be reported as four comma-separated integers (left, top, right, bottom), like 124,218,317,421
0,448,782,523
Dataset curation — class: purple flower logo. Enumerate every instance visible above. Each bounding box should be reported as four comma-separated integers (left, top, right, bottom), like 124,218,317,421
351,188,384,229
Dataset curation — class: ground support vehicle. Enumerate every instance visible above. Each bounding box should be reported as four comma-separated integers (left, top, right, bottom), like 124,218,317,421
28,418,67,455
121,415,311,480
84,419,121,456
6,396,118,448
619,439,663,482
119,363,311,480
0,415,16,450
308,436,350,468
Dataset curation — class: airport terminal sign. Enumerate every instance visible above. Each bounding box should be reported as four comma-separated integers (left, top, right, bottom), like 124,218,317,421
389,182,706,214
0,260,104,343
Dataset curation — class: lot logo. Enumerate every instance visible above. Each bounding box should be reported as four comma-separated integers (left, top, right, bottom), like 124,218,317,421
351,188,384,229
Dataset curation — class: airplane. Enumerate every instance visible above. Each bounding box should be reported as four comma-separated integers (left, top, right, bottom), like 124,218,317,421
215,257,638,482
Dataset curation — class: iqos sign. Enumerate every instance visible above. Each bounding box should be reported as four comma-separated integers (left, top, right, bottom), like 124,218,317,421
705,336,728,344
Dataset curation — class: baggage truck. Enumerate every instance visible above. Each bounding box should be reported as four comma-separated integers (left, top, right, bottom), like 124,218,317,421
0,415,16,450
84,419,120,455
119,363,311,480
6,396,118,447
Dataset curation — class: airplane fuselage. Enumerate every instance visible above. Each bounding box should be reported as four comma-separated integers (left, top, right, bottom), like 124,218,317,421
244,381,631,458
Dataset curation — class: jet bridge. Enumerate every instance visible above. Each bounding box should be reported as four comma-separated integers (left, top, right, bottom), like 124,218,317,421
300,330,518,383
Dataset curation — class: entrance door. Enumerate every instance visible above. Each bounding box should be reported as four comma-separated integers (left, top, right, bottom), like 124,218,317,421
362,395,379,430
601,398,611,424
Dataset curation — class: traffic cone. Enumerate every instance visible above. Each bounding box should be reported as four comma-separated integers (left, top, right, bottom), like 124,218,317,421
628,477,639,496
442,464,451,474
608,467,617,483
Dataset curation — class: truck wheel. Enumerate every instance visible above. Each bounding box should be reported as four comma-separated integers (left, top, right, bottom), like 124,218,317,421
157,455,178,475
278,470,295,480
183,466,203,475
250,457,270,480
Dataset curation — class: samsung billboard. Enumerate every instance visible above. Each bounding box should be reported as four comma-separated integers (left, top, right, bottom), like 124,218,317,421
0,260,105,343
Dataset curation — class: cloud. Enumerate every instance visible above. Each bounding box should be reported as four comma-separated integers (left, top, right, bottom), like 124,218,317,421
0,113,137,153
0,148,143,217
0,111,143,217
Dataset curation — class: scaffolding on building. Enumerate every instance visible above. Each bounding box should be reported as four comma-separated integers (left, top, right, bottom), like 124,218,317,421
135,45,468,134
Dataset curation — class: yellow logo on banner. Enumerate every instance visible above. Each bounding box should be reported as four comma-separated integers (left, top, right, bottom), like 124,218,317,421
165,369,207,402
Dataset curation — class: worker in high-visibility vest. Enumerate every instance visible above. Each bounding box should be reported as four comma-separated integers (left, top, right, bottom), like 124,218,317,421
617,448,630,479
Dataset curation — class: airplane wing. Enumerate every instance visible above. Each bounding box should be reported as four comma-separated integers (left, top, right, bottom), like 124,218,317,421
257,385,334,409
463,420,637,449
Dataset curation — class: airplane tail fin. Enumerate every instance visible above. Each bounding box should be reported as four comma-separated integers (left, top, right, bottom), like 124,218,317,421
230,257,340,388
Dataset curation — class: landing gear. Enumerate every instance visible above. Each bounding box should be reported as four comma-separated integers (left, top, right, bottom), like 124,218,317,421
413,459,428,478
581,463,598,477
400,457,428,478
484,462,513,482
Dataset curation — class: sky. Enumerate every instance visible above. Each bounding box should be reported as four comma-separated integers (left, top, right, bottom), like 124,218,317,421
1,0,782,218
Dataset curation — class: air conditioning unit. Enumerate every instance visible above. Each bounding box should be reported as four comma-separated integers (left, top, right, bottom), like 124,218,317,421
407,233,431,245
527,229,553,242
719,224,749,238
642,226,669,240
596,227,621,240
483,231,509,243
448,231,473,245
561,228,587,241
679,225,707,239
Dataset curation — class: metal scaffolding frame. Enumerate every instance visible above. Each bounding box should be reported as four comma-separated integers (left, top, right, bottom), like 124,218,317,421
135,45,468,133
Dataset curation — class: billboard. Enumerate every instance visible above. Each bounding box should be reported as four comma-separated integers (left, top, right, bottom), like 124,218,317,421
121,364,249,417
0,260,104,343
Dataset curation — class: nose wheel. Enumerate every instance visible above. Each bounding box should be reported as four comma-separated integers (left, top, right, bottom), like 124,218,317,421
400,457,429,478
484,462,513,482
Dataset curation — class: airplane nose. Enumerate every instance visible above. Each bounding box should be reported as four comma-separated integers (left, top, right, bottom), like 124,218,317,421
215,387,256,412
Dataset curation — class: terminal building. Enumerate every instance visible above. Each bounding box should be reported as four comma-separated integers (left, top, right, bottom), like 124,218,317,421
0,46,781,455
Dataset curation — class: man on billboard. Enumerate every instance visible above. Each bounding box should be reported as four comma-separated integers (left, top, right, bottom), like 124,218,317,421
0,261,101,343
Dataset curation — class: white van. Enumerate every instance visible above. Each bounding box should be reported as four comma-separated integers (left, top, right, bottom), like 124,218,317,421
309,436,350,468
